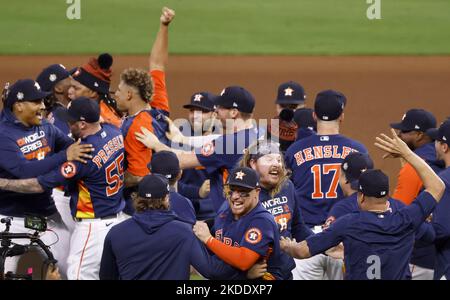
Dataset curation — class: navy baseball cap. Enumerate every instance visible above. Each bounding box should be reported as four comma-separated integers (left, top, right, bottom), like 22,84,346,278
138,174,170,199
216,86,255,114
358,169,389,198
390,109,437,133
426,120,450,146
275,81,306,105
183,92,217,112
36,64,70,92
4,79,51,108
293,108,316,131
149,151,181,179
342,152,374,190
314,90,345,121
226,167,260,190
55,97,100,123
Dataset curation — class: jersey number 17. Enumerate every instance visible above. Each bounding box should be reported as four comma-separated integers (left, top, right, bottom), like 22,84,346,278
311,163,341,199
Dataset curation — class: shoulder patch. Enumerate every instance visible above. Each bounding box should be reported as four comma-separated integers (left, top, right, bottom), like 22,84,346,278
60,161,77,179
201,141,215,157
245,227,262,244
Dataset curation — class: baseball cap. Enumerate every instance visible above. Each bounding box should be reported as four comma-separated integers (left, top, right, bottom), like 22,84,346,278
390,109,437,132
226,167,260,190
4,79,51,108
72,53,113,95
358,169,389,198
54,97,100,123
138,174,170,199
216,86,255,114
183,92,217,112
342,152,374,190
426,120,450,146
293,108,316,131
149,151,181,179
36,64,70,92
275,81,306,105
314,90,345,121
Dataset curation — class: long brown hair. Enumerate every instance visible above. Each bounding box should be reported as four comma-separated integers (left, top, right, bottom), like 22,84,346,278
239,140,288,197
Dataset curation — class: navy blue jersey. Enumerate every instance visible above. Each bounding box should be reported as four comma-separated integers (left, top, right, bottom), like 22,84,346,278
38,124,125,218
196,127,259,212
285,134,368,226
432,167,450,279
100,210,242,280
306,191,437,280
0,109,73,217
214,202,294,280
169,189,196,225
259,179,312,241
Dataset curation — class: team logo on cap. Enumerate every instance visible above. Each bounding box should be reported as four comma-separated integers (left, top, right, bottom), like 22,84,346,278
145,193,152,198
34,82,41,90
193,94,203,102
94,82,99,87
414,125,420,129
235,171,245,180
220,89,226,96
49,74,57,82
60,161,77,179
284,87,294,96
17,92,24,100
380,191,386,196
201,141,215,157
232,102,238,108
343,162,348,170
245,228,262,244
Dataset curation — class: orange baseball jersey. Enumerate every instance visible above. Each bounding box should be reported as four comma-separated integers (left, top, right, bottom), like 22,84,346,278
100,101,122,128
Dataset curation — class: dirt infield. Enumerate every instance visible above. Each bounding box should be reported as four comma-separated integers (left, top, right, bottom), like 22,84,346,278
1,55,449,186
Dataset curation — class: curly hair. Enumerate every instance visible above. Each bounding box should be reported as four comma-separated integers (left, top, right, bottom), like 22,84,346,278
120,68,153,102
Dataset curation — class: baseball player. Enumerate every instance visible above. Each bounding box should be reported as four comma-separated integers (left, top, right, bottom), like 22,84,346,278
280,129,445,279
293,108,316,141
0,79,93,278
268,81,307,152
135,86,260,212
69,53,122,128
193,167,293,280
99,174,259,280
389,109,442,279
284,89,367,279
115,7,173,216
427,120,450,280
0,97,126,280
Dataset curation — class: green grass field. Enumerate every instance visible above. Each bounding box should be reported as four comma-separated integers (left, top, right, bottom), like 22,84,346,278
1,0,450,55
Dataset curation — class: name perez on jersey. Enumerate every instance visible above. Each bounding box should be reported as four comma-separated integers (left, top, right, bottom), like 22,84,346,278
293,145,357,166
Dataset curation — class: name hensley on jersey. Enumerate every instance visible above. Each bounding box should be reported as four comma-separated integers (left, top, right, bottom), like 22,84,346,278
293,144,357,166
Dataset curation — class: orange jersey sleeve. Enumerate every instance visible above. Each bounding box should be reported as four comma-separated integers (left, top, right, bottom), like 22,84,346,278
150,70,170,113
392,162,423,205
206,237,261,271
100,101,122,128
124,112,154,176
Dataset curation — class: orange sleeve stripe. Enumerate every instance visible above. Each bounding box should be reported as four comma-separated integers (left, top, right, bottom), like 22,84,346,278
206,237,261,271
100,102,122,128
124,113,153,176
392,163,423,205
150,70,170,112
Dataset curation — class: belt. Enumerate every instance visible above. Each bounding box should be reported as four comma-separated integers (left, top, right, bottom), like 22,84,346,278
74,214,118,222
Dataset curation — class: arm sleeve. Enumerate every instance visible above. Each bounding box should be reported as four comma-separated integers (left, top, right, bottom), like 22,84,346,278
432,181,450,240
0,135,67,178
306,216,348,256
414,222,436,243
37,161,91,189
177,181,201,200
392,163,423,205
150,70,170,113
99,234,120,280
189,236,245,279
401,191,437,231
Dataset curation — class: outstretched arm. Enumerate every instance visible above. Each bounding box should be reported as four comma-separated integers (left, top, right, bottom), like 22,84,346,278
375,129,445,202
149,7,175,72
0,178,44,194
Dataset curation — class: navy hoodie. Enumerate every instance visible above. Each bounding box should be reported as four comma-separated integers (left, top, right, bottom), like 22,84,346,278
0,109,72,217
99,210,243,280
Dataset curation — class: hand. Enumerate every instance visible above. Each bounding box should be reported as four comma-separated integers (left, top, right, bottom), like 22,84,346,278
198,180,210,198
203,113,218,135
160,7,175,26
374,129,413,159
325,243,344,260
165,116,187,144
280,236,296,254
193,221,212,244
246,261,267,279
66,139,94,164
45,264,61,280
135,127,159,149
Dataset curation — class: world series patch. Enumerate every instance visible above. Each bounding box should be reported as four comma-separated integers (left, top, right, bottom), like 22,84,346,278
245,227,262,244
